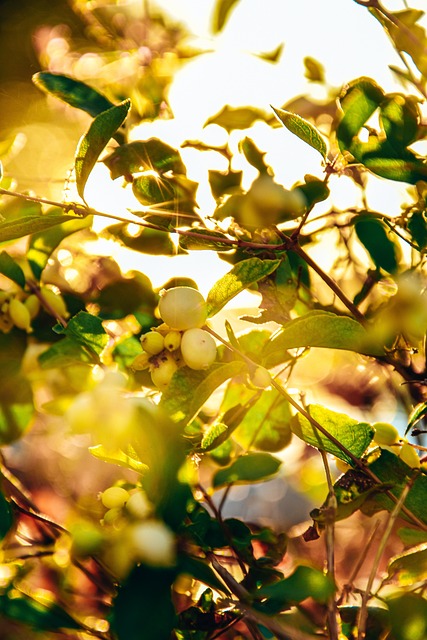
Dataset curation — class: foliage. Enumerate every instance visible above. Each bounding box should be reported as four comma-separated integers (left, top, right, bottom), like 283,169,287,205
0,1,427,639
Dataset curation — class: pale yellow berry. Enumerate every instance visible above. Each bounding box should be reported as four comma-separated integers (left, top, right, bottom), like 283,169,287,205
131,352,151,371
158,286,207,331
373,422,400,446
126,490,151,519
24,294,41,319
180,328,216,370
141,331,165,355
164,330,181,352
9,298,32,332
40,287,69,319
399,442,420,468
251,366,271,389
150,352,178,390
101,486,130,509
128,520,176,566
102,508,123,525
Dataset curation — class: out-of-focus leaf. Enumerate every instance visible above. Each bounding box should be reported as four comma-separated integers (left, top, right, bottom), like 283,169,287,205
0,374,33,444
38,337,96,369
0,251,25,287
263,311,384,369
179,228,232,251
103,139,186,179
380,94,419,149
111,565,177,640
204,105,269,132
354,214,400,273
0,213,83,243
406,402,427,435
0,590,82,631
362,156,427,184
89,444,148,474
212,0,240,33
207,258,281,317
94,271,157,320
75,99,131,201
272,106,327,160
407,210,427,250
132,173,198,213
160,362,246,424
297,176,330,208
304,56,325,83
340,605,390,640
257,566,335,612
291,405,374,465
105,222,176,256
256,43,284,63
386,593,427,640
208,168,242,199
33,72,114,118
387,544,427,586
0,492,13,539
213,452,281,488
28,210,91,280
59,311,108,357
397,527,427,546
337,77,384,150
239,137,270,174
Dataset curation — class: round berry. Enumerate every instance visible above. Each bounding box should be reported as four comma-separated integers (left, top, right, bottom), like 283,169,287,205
373,422,400,446
9,298,31,332
101,486,129,509
126,490,151,519
158,286,207,331
164,330,181,352
141,331,165,355
129,520,176,566
150,352,178,390
180,328,216,370
399,442,420,468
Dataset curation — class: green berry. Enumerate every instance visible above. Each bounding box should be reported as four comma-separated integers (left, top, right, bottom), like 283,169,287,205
180,328,216,370
24,294,40,319
101,486,129,509
373,422,400,446
141,331,165,355
158,286,207,331
164,330,181,351
9,298,32,332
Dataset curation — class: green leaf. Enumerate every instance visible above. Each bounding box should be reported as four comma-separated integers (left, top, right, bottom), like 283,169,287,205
407,210,427,250
271,106,327,160
387,544,427,586
208,168,243,200
212,452,281,487
263,311,384,369
212,0,240,33
386,593,427,640
234,389,293,452
89,445,148,474
178,555,229,595
397,527,427,546
106,223,176,256
0,589,81,631
361,155,427,184
304,56,325,83
111,565,177,640
200,422,229,451
204,105,269,133
337,78,384,151
27,210,91,280
207,258,281,317
160,362,246,424
258,566,335,611
38,337,97,369
0,492,13,540
354,214,400,273
0,374,34,444
60,311,108,357
291,405,374,465
179,228,232,251
0,213,83,243
0,251,25,287
406,402,427,435
75,99,131,201
364,449,427,525
103,139,186,179
32,72,114,118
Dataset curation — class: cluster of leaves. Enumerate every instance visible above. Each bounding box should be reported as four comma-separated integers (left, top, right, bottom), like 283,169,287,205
0,1,427,639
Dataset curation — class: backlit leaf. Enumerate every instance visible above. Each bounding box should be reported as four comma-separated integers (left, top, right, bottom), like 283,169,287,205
337,77,384,151
234,389,293,452
178,555,229,594
354,214,400,273
271,106,327,160
204,105,269,132
0,374,33,444
0,492,13,540
33,72,114,118
103,139,186,179
212,0,240,33
207,258,281,317
263,311,384,369
387,593,427,640
291,404,374,465
0,213,83,243
0,590,81,631
89,445,148,474
75,99,131,201
387,544,427,586
179,228,232,251
213,452,281,488
60,311,108,357
258,566,335,611
0,251,25,287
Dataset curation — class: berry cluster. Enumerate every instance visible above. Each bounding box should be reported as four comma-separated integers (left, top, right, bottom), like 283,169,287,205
133,286,217,391
0,286,69,334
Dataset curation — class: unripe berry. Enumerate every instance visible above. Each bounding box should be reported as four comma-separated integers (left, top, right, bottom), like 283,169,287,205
180,328,216,370
102,508,123,525
129,520,176,566
126,490,151,519
141,331,165,355
399,442,420,468
158,286,207,330
40,287,69,319
150,352,178,390
373,422,400,446
164,330,181,352
101,486,129,509
9,298,32,332
251,366,271,389
131,352,151,371
24,294,41,319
